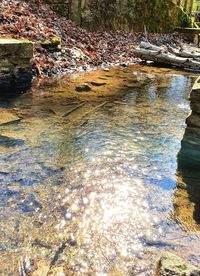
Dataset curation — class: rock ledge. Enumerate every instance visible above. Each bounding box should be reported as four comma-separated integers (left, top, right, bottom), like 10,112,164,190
0,38,33,94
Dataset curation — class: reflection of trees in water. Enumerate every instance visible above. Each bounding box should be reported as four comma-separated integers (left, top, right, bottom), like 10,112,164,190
175,159,200,231
176,76,200,230
178,126,200,169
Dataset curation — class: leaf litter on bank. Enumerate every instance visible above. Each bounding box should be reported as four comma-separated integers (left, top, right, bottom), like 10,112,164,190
0,0,185,77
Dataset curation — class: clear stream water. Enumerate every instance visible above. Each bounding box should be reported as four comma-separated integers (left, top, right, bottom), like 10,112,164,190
0,66,199,275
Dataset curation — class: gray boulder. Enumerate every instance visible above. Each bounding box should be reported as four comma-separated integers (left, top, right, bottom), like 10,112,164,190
156,251,200,276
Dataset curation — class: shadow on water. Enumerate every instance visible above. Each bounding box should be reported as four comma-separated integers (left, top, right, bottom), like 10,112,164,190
0,84,32,106
176,140,200,230
176,87,200,230
175,166,200,229
0,134,25,148
178,127,200,170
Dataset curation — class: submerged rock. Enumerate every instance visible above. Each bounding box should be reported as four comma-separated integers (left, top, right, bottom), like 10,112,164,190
156,251,200,276
75,84,91,92
91,81,106,86
32,260,64,276
32,261,49,276
0,135,24,148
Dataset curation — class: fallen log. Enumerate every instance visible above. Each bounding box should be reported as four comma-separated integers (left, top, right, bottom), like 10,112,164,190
140,41,200,59
167,45,200,59
134,48,200,71
140,41,165,52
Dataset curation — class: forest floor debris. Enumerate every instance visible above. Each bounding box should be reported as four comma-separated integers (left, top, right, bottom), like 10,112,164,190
1,0,188,78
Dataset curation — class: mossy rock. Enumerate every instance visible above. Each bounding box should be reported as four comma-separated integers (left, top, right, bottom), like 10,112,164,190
41,36,62,52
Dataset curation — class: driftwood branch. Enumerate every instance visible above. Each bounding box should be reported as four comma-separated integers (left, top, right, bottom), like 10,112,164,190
62,102,85,117
81,102,107,118
140,41,165,52
79,102,108,126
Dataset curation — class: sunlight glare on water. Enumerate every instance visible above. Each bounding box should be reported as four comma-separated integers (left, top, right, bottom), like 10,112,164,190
0,66,199,275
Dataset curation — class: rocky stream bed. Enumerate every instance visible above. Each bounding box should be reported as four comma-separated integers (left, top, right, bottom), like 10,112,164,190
0,66,200,275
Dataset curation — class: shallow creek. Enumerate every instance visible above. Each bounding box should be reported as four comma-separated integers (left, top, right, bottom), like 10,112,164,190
0,66,200,275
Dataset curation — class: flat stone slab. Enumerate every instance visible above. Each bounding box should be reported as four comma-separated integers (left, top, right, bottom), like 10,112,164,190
0,38,29,44
0,38,33,58
0,110,20,126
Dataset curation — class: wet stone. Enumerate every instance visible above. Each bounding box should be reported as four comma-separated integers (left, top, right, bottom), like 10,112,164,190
156,251,200,276
17,196,42,214
0,189,21,207
0,110,21,126
0,135,24,148
75,84,91,92
32,260,64,276
91,81,106,86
